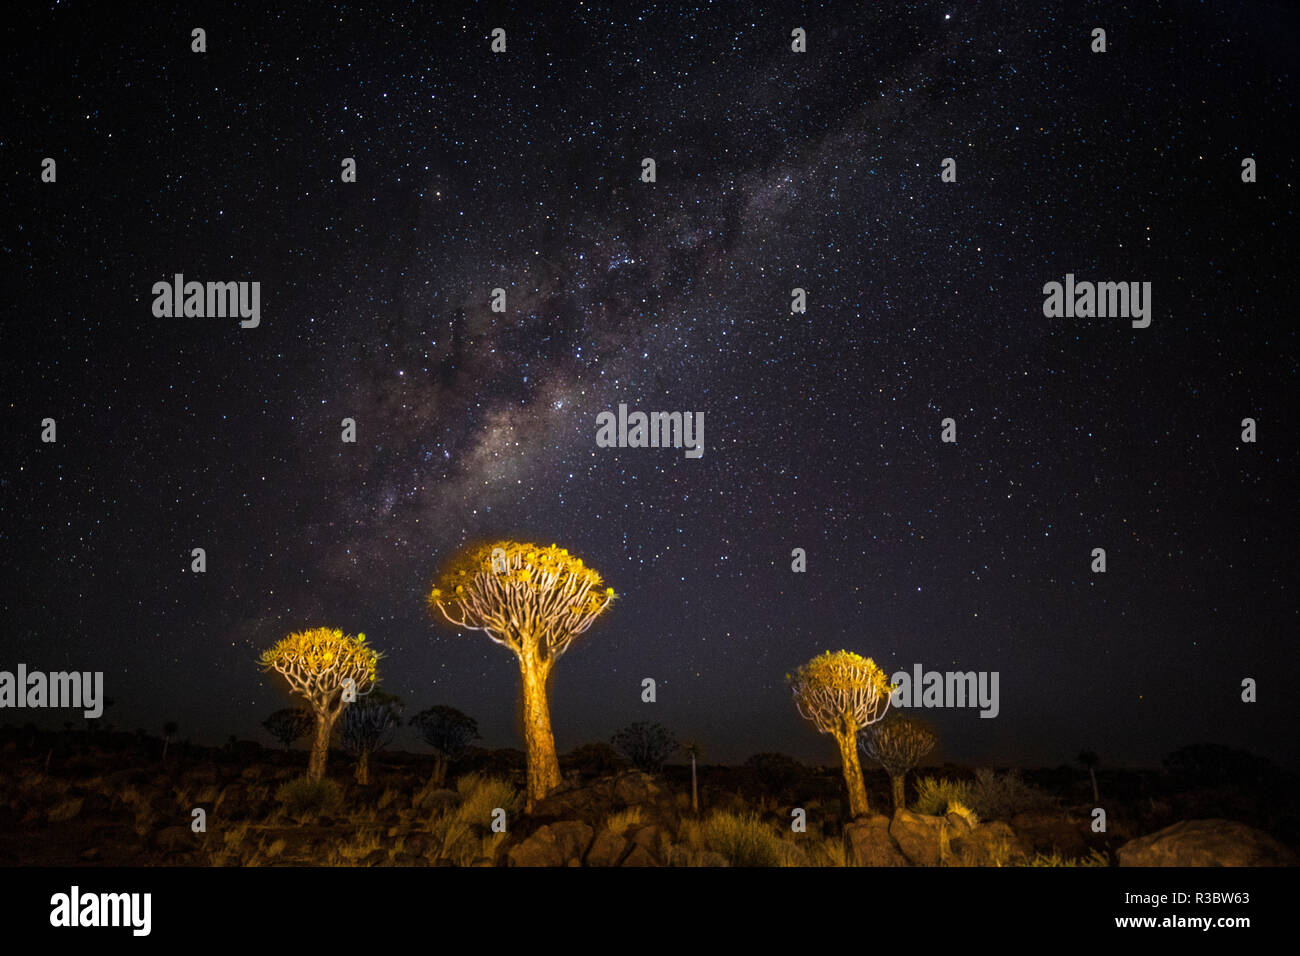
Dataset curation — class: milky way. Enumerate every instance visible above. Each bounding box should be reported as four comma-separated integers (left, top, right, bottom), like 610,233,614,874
4,1,1295,768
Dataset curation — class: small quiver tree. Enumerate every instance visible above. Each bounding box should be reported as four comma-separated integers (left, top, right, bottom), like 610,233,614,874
409,704,479,787
859,713,937,812
789,650,893,818
259,627,380,781
342,690,403,785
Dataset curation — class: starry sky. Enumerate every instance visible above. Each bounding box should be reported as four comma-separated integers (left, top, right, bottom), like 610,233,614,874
4,1,1296,769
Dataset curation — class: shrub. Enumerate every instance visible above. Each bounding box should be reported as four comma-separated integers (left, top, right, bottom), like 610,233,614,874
605,806,643,836
1026,849,1110,867
454,773,521,826
946,800,980,827
276,776,342,816
701,811,790,867
968,768,1057,819
912,776,972,815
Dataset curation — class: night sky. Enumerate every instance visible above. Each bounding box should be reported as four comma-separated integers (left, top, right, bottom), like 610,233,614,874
4,1,1296,770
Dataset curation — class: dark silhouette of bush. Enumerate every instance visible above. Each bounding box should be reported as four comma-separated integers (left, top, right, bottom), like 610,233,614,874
743,752,806,798
410,705,480,786
262,708,313,751
563,741,628,778
1163,743,1276,789
612,721,678,772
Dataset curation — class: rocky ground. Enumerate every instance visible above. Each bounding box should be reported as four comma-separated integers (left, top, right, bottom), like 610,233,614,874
0,729,1294,867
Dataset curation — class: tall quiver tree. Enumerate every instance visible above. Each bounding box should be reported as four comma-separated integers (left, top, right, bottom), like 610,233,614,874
429,541,616,810
259,627,380,781
860,714,937,812
789,650,893,818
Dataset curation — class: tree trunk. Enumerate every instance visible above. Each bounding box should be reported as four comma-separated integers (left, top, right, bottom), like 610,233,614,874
433,755,448,788
891,773,906,812
691,754,699,814
1089,767,1099,804
356,750,370,785
835,730,870,818
520,658,561,810
308,712,335,781
161,738,169,763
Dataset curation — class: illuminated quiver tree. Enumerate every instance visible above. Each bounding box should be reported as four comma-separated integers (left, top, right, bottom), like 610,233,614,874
789,650,893,818
259,627,380,781
429,541,615,809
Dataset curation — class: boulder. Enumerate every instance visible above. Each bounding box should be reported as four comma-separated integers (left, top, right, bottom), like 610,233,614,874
620,844,657,867
506,821,594,867
612,771,661,807
890,809,948,866
624,823,669,863
950,821,1027,866
584,828,629,867
1010,810,1088,857
844,814,909,866
1117,820,1297,867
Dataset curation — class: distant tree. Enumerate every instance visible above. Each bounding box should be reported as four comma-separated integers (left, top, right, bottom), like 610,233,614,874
743,752,806,799
342,690,403,785
611,721,678,772
1163,743,1274,789
681,740,703,813
162,721,178,762
860,714,937,811
258,627,381,781
564,741,627,778
410,705,479,786
428,541,616,808
1077,750,1100,803
789,650,893,818
262,708,314,751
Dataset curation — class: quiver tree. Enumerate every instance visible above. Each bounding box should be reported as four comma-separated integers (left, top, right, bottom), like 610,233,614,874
859,714,937,811
612,721,679,772
258,627,380,781
789,650,894,818
262,708,313,751
429,540,616,809
342,691,403,785
410,704,479,786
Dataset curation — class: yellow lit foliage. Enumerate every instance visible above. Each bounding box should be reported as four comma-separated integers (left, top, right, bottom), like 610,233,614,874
258,627,380,710
428,540,615,660
788,649,896,737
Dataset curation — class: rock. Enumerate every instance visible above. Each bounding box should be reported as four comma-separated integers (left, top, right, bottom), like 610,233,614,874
844,814,910,866
506,821,594,867
890,809,948,866
584,828,629,867
612,771,661,807
624,823,668,863
950,821,1027,866
1117,820,1297,867
1010,810,1087,857
945,811,975,837
620,844,657,867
